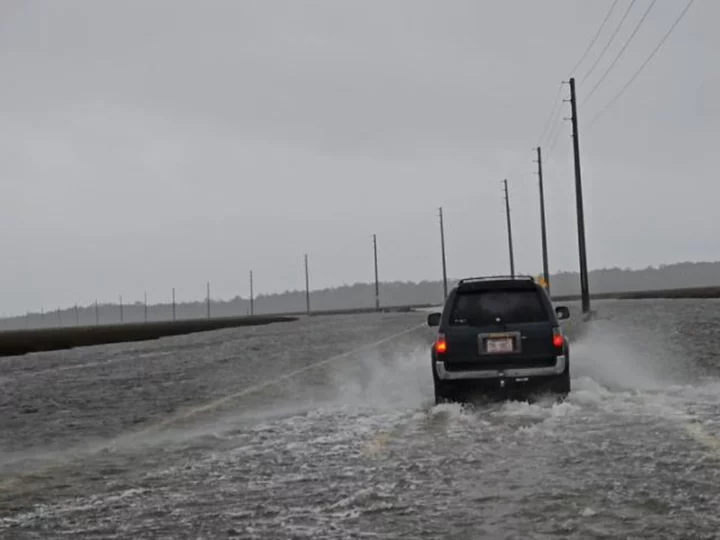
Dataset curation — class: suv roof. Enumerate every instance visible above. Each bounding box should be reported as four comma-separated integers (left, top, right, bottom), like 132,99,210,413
432,276,558,330
455,275,542,294
457,275,535,285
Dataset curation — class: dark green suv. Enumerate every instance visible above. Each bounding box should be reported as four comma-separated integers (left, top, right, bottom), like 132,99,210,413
426,275,571,404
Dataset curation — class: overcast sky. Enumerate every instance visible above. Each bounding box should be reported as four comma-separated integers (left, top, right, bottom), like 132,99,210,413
0,0,716,314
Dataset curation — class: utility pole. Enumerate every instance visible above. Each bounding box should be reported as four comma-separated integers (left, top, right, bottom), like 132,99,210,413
206,281,211,319
304,254,311,315
119,295,124,323
144,291,148,323
569,77,591,315
75,304,80,326
503,179,515,278
535,147,550,293
172,288,176,322
438,207,448,299
57,308,61,327
373,234,380,311
249,270,255,316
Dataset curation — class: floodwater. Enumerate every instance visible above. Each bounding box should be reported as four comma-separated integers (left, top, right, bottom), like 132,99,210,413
1,301,720,539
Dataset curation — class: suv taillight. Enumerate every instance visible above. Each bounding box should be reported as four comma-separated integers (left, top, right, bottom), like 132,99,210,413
552,328,564,349
435,333,448,354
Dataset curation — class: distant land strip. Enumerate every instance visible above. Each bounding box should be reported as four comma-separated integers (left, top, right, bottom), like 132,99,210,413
2,288,717,357
551,286,720,301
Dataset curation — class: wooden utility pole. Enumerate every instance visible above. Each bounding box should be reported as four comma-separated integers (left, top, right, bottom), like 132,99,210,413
249,270,255,316
535,147,550,292
569,77,591,314
503,179,515,277
373,234,380,310
439,207,448,299
304,254,311,315
206,282,211,319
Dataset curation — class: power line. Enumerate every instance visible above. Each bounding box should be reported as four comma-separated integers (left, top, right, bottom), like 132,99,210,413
537,83,563,146
546,114,564,156
568,0,621,76
546,83,572,162
588,0,696,127
547,118,568,161
580,0,637,84
536,1,621,162
582,0,657,106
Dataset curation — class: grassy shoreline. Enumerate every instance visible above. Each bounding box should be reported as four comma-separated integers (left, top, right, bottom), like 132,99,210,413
0,304,435,357
0,316,297,357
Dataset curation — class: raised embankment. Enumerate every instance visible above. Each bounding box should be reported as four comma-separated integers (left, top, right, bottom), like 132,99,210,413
0,316,297,357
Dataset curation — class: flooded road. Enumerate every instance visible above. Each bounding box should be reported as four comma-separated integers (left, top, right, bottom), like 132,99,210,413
1,301,720,539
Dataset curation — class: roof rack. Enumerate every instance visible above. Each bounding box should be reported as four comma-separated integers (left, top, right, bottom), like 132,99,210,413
458,275,535,285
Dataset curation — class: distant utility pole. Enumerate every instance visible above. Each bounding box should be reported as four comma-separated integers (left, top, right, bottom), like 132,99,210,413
438,207,448,299
57,308,62,327
249,270,255,316
304,254,311,315
144,291,148,323
535,146,551,293
95,300,99,326
206,281,211,319
373,234,380,311
503,179,515,278
172,288,177,322
569,77,591,314
75,304,80,326
119,295,124,323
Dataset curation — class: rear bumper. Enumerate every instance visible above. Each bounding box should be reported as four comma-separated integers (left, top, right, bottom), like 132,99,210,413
435,355,567,381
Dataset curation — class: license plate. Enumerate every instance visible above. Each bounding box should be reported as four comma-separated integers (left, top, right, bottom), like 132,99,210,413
485,337,514,353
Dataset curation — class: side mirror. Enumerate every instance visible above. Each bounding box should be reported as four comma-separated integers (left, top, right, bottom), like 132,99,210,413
555,306,570,320
427,312,441,327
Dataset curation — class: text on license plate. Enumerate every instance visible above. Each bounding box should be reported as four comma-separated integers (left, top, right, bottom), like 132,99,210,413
486,337,514,353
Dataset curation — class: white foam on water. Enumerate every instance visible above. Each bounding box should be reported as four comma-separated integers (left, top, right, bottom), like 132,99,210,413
426,401,471,424
102,317,720,464
328,341,433,411
569,318,680,392
492,398,578,420
581,507,598,518
9,314,720,538
562,318,720,458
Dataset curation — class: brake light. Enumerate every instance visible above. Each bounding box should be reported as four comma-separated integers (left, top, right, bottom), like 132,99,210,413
552,330,564,349
435,333,447,354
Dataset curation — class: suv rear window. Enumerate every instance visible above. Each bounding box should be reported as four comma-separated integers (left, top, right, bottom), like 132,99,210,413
450,288,549,326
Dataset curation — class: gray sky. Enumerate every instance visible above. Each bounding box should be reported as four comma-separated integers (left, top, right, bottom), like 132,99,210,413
0,0,716,314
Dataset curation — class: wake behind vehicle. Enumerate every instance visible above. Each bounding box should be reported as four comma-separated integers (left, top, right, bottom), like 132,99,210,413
427,275,571,404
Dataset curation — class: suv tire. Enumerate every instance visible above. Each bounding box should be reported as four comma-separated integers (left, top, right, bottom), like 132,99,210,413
432,362,457,404
548,360,571,397
434,379,456,404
